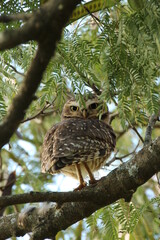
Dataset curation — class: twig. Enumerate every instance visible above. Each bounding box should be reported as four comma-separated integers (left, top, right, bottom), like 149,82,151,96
132,126,144,143
111,97,118,106
116,141,140,161
3,60,25,77
144,110,160,146
106,141,140,166
91,84,101,95
106,150,119,166
21,98,56,123
83,5,103,30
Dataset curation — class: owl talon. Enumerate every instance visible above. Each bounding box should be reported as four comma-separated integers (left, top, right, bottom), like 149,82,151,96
74,182,87,191
89,179,99,185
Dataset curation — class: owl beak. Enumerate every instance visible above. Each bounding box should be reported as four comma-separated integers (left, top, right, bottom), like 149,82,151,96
82,109,88,118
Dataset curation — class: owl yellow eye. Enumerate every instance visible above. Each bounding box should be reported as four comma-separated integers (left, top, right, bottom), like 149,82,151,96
89,103,98,110
70,106,79,111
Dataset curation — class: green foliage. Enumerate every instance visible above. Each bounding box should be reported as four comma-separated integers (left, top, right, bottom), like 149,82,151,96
85,195,160,239
1,0,160,126
1,0,40,14
101,207,119,239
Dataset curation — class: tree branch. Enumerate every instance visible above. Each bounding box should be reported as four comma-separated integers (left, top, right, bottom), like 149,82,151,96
0,137,160,239
0,190,97,209
106,141,140,166
144,110,160,146
0,0,81,149
3,60,25,77
0,13,32,23
0,1,80,50
21,98,56,123
132,126,144,143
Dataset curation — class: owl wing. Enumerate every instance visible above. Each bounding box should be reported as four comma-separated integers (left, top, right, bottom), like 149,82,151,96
41,123,58,173
41,118,116,173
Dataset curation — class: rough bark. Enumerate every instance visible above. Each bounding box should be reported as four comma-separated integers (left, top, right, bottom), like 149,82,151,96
0,137,160,239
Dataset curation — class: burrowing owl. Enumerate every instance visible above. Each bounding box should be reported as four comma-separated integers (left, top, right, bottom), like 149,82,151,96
41,95,116,190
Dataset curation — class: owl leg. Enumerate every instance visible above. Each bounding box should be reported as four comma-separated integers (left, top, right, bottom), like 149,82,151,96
74,163,86,191
83,162,97,184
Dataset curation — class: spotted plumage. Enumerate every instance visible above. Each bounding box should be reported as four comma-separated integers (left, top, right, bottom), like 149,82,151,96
41,95,116,190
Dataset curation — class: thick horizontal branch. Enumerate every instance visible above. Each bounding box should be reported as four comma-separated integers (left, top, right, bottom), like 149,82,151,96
0,190,96,209
0,137,160,239
0,0,81,149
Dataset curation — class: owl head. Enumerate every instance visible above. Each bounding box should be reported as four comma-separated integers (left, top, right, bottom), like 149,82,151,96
61,95,110,124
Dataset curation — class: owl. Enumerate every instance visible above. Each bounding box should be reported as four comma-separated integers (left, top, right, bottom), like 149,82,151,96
41,95,116,190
